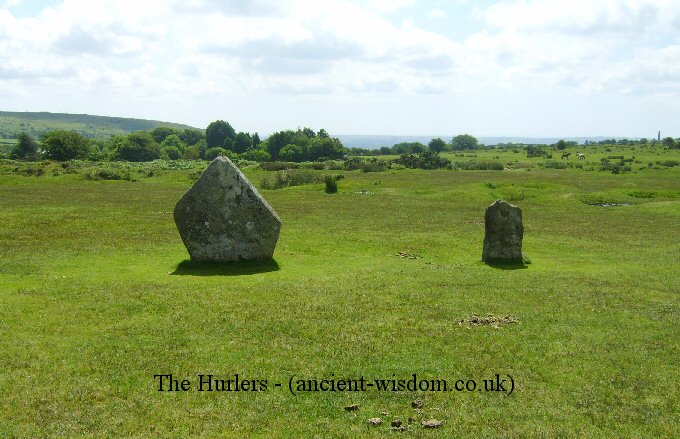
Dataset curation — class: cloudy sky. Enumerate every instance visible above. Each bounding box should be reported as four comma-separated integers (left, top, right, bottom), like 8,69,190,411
1,0,679,137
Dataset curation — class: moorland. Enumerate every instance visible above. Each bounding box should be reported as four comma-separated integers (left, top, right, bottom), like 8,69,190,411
1,135,679,436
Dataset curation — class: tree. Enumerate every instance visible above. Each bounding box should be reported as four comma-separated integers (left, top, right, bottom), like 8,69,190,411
41,130,91,161
379,146,391,155
113,132,161,162
302,127,316,138
662,137,676,148
451,134,478,150
279,144,305,161
428,138,447,153
556,139,567,150
234,132,252,153
205,147,228,161
251,132,261,146
180,128,204,146
11,132,40,160
317,128,329,138
161,134,186,152
206,120,236,149
307,136,345,160
151,126,181,143
162,146,182,160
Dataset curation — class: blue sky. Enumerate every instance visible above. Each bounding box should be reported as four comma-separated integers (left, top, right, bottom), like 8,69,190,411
1,0,679,137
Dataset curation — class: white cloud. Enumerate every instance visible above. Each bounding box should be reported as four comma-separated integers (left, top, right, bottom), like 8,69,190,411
427,8,447,18
0,0,678,135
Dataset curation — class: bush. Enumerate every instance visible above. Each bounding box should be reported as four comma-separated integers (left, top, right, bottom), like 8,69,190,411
83,165,134,181
260,161,300,171
542,160,567,169
241,149,271,162
452,160,503,170
324,175,338,193
260,169,321,189
205,147,228,161
360,161,388,173
394,151,450,170
660,160,679,167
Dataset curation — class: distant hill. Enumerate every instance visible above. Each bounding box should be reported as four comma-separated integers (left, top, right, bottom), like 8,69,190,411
0,111,198,144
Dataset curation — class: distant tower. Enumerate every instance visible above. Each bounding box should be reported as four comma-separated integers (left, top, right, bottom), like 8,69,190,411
658,131,661,141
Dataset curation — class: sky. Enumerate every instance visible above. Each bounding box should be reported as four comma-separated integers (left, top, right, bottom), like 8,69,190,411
0,0,679,137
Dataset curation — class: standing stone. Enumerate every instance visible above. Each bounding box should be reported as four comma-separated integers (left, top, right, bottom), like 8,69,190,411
174,156,281,262
482,200,523,263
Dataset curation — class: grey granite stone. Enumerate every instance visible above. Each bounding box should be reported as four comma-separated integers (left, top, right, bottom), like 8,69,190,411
174,157,281,262
482,200,523,262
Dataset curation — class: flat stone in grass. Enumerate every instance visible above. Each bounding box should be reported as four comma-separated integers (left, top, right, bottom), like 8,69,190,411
482,199,523,263
174,157,281,262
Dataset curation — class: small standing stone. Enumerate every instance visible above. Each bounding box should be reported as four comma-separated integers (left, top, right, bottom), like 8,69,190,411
174,157,281,262
482,200,523,263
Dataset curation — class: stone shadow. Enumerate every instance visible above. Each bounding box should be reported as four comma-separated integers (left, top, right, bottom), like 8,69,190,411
171,259,280,276
483,259,528,270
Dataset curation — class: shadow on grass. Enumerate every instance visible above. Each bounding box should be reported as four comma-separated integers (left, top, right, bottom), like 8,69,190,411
171,259,280,276
483,259,529,270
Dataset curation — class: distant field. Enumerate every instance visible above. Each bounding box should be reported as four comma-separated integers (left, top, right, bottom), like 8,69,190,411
0,145,678,437
0,111,196,147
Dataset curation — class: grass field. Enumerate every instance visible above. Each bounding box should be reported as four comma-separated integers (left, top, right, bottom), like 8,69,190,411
1,146,678,437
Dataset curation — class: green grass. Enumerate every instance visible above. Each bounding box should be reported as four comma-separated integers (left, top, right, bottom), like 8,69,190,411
1,146,679,437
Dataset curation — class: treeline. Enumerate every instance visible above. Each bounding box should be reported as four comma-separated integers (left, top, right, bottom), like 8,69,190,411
9,120,347,162
348,134,480,156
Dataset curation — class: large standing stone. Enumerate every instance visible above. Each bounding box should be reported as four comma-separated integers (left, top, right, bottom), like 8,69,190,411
482,200,523,263
174,157,281,262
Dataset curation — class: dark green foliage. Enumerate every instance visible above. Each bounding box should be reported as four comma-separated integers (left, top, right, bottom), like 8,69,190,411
526,145,547,158
112,132,160,162
162,146,182,160
206,120,236,149
660,160,679,167
428,137,447,152
11,132,40,161
391,142,427,154
324,175,338,193
379,146,392,155
662,137,676,148
41,130,91,161
265,128,345,161
180,129,204,146
240,148,271,162
234,132,252,153
151,126,182,143
452,160,504,170
395,150,451,169
280,144,305,162
451,134,478,150
161,134,186,152
205,147,228,161
83,165,134,181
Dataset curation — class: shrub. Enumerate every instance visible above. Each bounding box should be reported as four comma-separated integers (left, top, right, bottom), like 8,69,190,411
394,151,450,170
660,160,679,167
205,147,228,161
260,161,300,171
360,161,388,173
324,175,338,193
83,165,134,181
453,160,503,170
260,169,321,189
542,160,567,169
